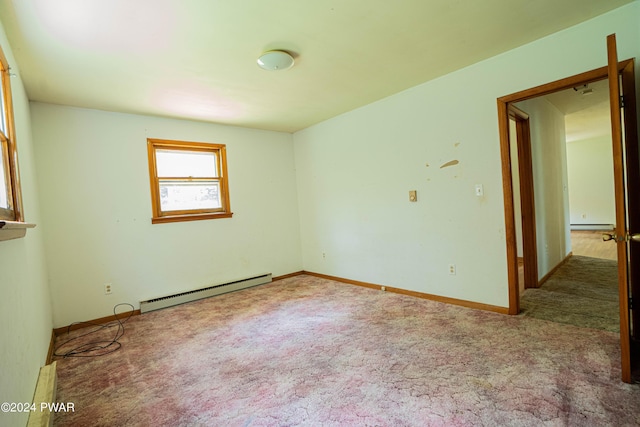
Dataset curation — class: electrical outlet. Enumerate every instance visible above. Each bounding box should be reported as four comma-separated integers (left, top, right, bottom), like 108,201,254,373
322,252,326,259
104,283,112,295
449,264,456,275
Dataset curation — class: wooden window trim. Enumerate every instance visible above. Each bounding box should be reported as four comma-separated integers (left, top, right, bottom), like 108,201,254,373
147,138,232,224
0,44,23,223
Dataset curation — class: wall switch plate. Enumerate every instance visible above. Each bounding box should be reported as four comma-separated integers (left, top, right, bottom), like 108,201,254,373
409,190,417,202
475,184,484,197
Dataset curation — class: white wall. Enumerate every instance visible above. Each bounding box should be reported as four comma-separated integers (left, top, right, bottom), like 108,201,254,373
516,97,572,279
567,135,616,226
0,20,53,427
293,3,640,308
31,104,302,327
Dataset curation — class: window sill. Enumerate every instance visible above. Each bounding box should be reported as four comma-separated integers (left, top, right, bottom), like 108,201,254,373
0,220,36,241
151,212,233,224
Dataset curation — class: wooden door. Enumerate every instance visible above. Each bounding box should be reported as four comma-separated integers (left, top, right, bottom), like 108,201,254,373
607,33,640,383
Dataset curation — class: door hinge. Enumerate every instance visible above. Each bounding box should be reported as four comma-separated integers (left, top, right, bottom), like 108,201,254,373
629,297,633,310
620,95,625,108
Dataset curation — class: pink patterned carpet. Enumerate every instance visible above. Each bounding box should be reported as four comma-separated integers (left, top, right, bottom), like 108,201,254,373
53,275,640,426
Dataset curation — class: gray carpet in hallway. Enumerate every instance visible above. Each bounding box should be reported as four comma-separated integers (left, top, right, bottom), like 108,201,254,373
520,255,619,332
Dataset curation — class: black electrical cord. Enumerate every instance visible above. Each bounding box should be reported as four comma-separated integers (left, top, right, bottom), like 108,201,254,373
53,303,135,358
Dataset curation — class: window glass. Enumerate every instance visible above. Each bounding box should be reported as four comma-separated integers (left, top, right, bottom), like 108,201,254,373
156,149,217,178
159,181,221,211
0,82,5,135
0,146,8,209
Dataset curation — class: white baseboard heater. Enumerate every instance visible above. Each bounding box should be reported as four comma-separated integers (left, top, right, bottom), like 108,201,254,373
140,273,272,314
570,224,614,231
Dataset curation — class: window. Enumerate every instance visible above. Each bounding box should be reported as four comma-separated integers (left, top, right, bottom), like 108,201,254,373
147,139,232,224
0,44,22,222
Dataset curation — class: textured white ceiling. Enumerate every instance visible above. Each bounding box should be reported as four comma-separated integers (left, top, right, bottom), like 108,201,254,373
545,79,611,143
0,0,632,132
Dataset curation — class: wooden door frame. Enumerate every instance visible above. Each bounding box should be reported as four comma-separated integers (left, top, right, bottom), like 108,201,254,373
508,105,538,297
497,59,634,316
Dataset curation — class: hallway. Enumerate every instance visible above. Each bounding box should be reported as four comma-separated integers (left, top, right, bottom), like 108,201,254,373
519,230,619,331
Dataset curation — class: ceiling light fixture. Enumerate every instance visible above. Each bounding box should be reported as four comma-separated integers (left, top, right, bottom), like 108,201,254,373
257,50,295,71
573,84,594,96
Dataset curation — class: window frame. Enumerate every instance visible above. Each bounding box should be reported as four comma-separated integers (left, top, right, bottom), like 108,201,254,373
147,138,232,224
0,44,23,222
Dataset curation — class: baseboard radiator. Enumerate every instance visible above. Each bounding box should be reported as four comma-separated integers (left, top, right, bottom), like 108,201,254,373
570,224,614,231
27,361,57,427
140,273,272,313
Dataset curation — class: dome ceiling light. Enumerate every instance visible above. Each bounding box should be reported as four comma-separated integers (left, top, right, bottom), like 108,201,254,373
257,50,295,71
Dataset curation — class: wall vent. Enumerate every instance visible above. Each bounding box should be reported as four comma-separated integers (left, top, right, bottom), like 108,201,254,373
140,273,272,313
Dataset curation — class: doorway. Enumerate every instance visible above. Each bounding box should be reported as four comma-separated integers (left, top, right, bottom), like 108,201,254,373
497,54,639,383
497,62,633,314
508,80,619,331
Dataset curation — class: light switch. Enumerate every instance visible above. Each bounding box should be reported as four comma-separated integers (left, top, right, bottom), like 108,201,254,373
475,184,484,197
409,190,417,202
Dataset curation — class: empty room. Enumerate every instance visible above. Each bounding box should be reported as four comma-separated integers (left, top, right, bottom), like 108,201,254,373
1,1,639,426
